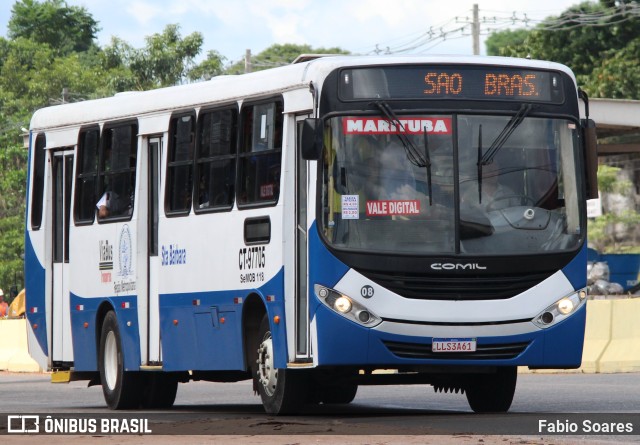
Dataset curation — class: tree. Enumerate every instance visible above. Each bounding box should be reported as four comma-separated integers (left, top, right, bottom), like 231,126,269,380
0,144,27,292
102,24,207,90
8,0,100,55
188,50,226,82
225,43,349,74
485,29,529,57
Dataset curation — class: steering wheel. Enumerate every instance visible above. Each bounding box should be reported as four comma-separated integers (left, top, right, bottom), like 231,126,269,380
486,194,535,212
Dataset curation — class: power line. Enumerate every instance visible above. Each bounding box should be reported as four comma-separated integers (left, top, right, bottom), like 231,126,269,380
362,3,640,56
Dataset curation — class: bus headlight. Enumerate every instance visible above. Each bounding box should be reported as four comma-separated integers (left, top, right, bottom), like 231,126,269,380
533,289,587,329
314,284,382,327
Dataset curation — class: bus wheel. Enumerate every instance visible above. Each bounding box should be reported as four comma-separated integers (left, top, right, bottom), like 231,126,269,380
465,366,517,413
99,311,142,409
141,373,178,409
254,315,307,415
318,383,358,404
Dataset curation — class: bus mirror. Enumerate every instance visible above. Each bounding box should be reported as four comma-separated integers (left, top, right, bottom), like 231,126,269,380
301,118,323,160
582,119,598,200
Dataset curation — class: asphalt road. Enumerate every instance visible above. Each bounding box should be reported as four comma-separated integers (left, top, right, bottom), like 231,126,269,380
1,371,639,439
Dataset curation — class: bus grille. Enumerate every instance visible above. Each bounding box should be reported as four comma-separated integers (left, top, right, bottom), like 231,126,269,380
359,270,552,300
383,340,529,360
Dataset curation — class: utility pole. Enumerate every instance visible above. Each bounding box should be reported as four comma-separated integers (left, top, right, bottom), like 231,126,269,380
472,4,480,55
245,49,252,74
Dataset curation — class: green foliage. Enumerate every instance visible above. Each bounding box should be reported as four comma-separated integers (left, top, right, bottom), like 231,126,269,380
102,24,207,90
225,43,349,74
0,145,27,291
8,0,99,55
588,165,640,253
596,165,632,194
586,37,640,99
485,29,530,57
188,50,226,81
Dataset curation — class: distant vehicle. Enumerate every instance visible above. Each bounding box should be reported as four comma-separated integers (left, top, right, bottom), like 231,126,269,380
24,55,598,414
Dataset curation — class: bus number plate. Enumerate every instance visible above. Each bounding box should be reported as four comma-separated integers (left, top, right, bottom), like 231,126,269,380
432,338,477,352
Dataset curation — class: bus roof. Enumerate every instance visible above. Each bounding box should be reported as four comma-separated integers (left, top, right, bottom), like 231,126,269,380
29,55,576,132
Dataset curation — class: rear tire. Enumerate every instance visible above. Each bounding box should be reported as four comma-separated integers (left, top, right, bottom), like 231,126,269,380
465,366,517,413
254,315,307,415
140,373,178,409
98,311,142,409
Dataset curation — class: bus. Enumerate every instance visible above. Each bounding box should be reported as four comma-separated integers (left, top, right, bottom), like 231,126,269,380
24,55,598,414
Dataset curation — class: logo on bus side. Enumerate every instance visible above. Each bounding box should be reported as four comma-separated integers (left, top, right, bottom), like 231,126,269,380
99,240,113,283
113,225,136,295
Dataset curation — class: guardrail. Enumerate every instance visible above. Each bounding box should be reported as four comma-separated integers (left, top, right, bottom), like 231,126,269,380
1,299,639,374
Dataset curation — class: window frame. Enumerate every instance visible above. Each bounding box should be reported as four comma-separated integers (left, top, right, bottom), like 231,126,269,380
165,110,197,217
30,133,47,230
97,120,138,223
74,125,100,226
236,97,284,209
194,104,238,214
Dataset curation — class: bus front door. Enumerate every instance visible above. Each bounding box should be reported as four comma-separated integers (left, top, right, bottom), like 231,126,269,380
146,136,162,364
295,116,310,360
51,149,74,366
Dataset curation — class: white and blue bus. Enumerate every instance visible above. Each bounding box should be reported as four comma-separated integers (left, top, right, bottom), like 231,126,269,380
25,55,598,414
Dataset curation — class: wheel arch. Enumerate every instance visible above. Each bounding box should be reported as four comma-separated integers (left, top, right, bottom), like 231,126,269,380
242,293,267,373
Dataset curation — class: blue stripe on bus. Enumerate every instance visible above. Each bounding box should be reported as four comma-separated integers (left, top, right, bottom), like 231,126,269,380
308,221,350,309
70,294,141,372
561,243,588,291
24,232,47,357
159,267,286,372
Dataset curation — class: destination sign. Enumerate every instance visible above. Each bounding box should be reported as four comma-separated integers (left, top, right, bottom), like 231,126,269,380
339,65,565,103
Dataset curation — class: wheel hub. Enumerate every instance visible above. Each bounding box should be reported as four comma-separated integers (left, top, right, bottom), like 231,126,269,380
257,333,277,396
104,330,118,390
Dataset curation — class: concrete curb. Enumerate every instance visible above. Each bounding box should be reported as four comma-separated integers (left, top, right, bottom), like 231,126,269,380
0,318,43,372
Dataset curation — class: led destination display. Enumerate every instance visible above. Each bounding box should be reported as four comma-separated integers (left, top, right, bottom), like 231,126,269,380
340,65,565,103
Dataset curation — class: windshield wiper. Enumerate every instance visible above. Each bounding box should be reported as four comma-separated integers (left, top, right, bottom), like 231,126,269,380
423,127,433,206
476,103,532,203
479,103,532,166
373,101,427,168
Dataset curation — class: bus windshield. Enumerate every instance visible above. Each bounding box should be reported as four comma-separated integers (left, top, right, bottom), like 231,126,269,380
321,113,583,255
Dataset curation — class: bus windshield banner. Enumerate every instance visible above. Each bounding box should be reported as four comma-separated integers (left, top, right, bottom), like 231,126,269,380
339,65,565,103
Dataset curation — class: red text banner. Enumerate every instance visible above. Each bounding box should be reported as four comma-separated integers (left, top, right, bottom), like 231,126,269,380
343,117,452,135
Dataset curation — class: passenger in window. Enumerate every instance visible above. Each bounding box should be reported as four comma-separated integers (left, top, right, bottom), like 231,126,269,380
96,186,134,218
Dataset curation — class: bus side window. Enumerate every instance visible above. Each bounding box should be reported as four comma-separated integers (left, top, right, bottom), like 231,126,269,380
30,133,47,230
196,107,237,211
166,112,196,215
98,123,137,220
75,127,99,224
237,100,283,207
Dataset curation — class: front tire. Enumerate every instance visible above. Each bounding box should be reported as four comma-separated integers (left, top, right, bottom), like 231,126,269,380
465,366,517,413
254,315,307,415
99,311,142,409
317,382,358,404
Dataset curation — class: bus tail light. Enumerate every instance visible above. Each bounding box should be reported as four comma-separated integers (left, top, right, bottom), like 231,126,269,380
533,289,587,329
314,284,382,328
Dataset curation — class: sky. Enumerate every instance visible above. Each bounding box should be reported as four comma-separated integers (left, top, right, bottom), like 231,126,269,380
0,0,584,65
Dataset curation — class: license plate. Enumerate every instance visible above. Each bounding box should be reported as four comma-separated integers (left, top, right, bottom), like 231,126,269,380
432,338,477,352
